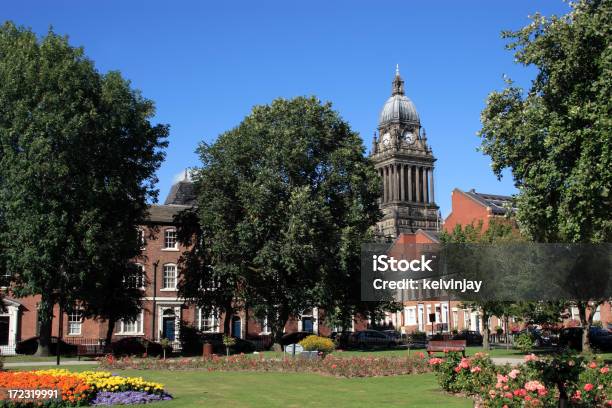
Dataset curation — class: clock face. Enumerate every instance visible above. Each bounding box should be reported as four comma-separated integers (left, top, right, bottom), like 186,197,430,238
382,133,391,145
403,130,415,143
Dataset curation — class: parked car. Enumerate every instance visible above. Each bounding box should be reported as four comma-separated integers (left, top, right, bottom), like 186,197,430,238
15,336,78,355
280,331,312,346
517,327,552,348
383,330,403,344
348,330,396,349
329,331,353,349
559,327,612,351
109,337,169,356
452,330,484,346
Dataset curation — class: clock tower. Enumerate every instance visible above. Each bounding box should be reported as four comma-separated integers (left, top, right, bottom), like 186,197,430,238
371,66,440,238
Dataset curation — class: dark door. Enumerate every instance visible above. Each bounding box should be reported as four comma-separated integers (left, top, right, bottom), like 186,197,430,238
0,316,9,346
162,317,175,341
232,316,241,338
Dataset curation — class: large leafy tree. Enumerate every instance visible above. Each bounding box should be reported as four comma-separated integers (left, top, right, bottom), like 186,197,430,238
0,23,168,355
180,97,382,342
440,219,522,350
478,0,611,351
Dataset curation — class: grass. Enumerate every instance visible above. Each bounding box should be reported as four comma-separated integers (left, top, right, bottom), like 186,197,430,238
6,365,471,408
2,355,93,363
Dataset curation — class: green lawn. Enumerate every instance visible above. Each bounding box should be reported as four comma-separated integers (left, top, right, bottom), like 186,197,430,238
7,366,471,408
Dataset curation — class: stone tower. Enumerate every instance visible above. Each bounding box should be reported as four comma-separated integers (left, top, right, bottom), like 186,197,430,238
371,66,440,238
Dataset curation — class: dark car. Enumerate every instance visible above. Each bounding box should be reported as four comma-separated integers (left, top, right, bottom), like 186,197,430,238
383,330,403,343
559,327,612,351
110,337,169,356
517,327,552,348
348,330,396,349
452,330,483,346
15,336,78,355
330,331,354,349
280,331,313,346
199,333,256,354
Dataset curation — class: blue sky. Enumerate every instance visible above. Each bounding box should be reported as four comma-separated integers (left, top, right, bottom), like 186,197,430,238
2,1,570,216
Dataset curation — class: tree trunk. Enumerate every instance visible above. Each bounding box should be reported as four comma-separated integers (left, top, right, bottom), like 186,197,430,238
105,316,116,352
482,308,490,351
223,302,233,336
577,302,591,352
35,293,54,356
272,307,289,345
577,301,598,353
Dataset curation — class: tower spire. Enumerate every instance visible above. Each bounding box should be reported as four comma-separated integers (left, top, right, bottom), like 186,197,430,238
392,65,404,96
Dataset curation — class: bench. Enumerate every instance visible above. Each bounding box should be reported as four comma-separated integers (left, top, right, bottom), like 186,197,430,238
76,344,106,360
426,340,466,357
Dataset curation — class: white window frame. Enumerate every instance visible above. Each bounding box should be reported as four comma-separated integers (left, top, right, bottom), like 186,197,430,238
163,228,178,251
405,306,417,325
161,264,177,291
138,227,146,250
117,311,144,335
125,263,145,289
197,308,219,333
260,316,271,335
67,309,83,336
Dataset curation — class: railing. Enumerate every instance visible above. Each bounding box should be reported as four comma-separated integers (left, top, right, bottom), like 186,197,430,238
60,337,106,346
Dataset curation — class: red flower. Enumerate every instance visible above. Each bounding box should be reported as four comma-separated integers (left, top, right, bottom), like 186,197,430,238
584,383,594,392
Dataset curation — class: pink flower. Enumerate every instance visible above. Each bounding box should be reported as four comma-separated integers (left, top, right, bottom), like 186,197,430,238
497,374,508,383
525,381,545,392
524,354,539,362
508,369,520,379
470,366,481,373
331,364,337,369
459,358,470,369
489,390,496,398
584,383,594,392
504,392,513,399
513,388,527,397
601,367,609,374
454,366,461,373
589,361,598,369
428,358,443,366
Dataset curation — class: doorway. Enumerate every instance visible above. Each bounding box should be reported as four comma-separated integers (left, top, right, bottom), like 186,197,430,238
232,316,241,338
162,309,176,341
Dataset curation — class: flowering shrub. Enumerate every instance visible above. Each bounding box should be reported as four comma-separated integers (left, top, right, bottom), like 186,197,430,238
0,370,171,406
99,353,431,378
91,391,172,406
0,371,92,405
429,352,496,395
482,365,556,407
298,335,335,353
567,360,612,407
35,370,165,395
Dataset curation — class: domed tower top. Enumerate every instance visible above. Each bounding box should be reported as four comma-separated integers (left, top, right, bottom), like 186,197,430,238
378,65,420,127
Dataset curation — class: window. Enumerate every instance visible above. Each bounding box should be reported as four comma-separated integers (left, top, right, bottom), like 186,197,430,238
197,309,218,333
68,310,82,336
405,307,416,325
0,270,11,287
138,228,146,249
260,317,270,334
162,264,177,290
164,229,177,249
119,312,144,335
125,264,145,289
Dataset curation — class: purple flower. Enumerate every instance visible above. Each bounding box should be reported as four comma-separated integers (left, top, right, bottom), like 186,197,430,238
92,391,173,405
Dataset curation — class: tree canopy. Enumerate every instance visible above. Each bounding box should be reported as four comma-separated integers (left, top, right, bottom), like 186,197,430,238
478,0,611,244
179,96,382,341
0,22,168,354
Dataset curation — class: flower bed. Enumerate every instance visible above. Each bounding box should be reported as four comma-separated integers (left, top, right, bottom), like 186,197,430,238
0,370,172,407
99,353,432,378
429,351,612,407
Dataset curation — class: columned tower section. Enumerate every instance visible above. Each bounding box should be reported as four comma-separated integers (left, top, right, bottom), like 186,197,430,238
371,67,440,238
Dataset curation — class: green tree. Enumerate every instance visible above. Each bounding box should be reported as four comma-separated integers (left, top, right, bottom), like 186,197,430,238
440,220,521,350
478,0,611,351
181,97,382,343
0,23,168,355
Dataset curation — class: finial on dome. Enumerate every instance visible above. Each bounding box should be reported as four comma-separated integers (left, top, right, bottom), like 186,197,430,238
391,65,405,96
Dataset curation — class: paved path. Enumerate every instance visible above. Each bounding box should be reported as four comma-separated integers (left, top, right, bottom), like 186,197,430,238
491,357,524,366
4,360,98,368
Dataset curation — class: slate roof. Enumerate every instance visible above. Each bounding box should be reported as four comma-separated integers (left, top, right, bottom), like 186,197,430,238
145,204,191,224
463,189,516,215
164,180,197,206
